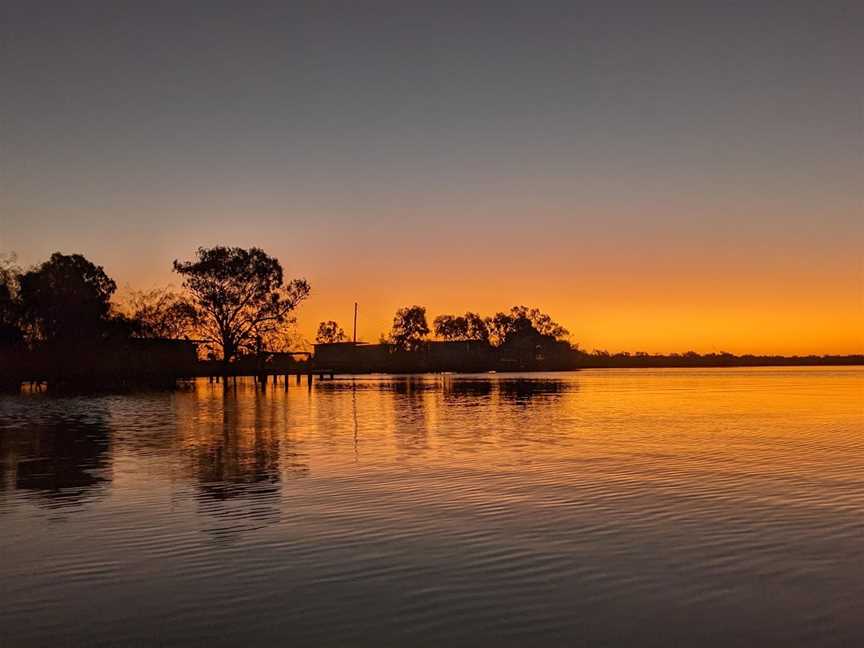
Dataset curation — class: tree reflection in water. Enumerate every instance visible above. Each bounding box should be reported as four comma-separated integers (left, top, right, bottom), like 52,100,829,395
0,398,112,508
177,385,308,538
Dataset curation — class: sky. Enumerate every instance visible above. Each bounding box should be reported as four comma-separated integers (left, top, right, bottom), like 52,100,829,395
2,0,862,354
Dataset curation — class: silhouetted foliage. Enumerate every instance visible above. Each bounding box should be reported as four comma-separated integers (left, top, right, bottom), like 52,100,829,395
463,312,490,342
434,311,489,342
389,305,429,351
173,246,310,363
515,306,569,339
486,312,517,347
0,284,19,346
259,325,307,354
315,320,347,344
571,349,864,368
486,306,569,346
434,314,466,340
18,253,122,343
3,246,861,387
124,288,197,339
0,254,23,347
0,253,18,291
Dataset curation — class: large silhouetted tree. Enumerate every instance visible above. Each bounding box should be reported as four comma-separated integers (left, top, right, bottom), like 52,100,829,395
173,246,310,364
315,320,347,344
389,305,429,351
18,253,119,343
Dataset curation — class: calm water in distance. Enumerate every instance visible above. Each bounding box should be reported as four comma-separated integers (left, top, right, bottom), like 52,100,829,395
1,368,862,646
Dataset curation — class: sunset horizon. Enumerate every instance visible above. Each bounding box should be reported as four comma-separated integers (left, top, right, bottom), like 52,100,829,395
2,2,862,646
3,2,861,357
2,244,860,357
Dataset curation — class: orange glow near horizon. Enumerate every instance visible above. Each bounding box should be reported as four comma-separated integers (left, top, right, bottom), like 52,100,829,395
293,288,863,356
3,0,862,357
82,224,863,356
5,170,862,357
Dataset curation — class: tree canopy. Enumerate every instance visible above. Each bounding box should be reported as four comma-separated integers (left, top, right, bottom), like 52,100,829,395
433,312,489,342
415,305,569,347
124,288,197,339
0,254,22,347
315,320,347,344
389,305,429,351
173,246,310,362
486,306,569,346
18,253,119,343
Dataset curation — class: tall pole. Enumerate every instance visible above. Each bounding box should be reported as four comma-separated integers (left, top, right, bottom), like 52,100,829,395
353,302,358,343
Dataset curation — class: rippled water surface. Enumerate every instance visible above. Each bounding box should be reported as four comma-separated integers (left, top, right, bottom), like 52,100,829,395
1,368,862,646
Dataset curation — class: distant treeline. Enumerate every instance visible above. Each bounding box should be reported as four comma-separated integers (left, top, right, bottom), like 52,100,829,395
313,340,862,374
315,305,862,370
573,350,863,368
1,248,860,391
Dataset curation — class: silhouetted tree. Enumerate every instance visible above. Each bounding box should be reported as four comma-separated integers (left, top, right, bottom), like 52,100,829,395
434,314,467,340
463,312,490,342
0,253,18,290
434,311,489,342
260,325,307,354
486,306,568,346
173,246,310,365
486,312,516,347
509,306,569,339
0,254,23,347
124,287,197,339
0,282,18,344
18,253,121,343
315,320,347,344
389,305,429,351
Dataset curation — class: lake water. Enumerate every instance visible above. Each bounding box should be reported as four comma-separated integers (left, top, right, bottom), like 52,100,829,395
1,368,862,646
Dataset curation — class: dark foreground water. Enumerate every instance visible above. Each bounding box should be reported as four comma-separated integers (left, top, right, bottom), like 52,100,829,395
1,368,862,646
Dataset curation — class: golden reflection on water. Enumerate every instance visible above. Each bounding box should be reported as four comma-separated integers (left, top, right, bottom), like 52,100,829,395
4,368,861,509
1,368,862,646
113,368,863,518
